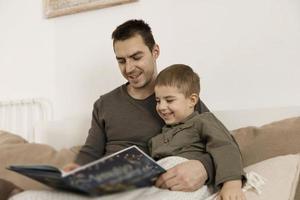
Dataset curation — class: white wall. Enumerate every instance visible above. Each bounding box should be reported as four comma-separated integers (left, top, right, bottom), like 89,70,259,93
0,0,55,102
1,0,300,121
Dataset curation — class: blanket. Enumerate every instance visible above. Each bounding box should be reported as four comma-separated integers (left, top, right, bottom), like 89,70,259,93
9,156,266,200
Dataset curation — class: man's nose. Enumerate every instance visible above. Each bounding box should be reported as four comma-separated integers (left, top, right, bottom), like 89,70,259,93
125,60,135,74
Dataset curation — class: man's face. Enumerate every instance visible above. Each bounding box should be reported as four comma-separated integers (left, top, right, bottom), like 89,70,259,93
113,34,159,90
155,85,196,125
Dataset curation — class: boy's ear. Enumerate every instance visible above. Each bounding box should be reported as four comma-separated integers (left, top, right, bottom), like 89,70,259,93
189,93,199,107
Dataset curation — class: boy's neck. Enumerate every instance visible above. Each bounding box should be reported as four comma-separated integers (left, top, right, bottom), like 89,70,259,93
181,110,197,123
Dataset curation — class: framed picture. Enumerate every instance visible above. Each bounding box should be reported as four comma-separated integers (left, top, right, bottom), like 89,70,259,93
43,0,138,18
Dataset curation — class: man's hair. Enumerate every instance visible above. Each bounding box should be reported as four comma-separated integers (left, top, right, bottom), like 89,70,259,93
112,19,156,51
155,64,200,97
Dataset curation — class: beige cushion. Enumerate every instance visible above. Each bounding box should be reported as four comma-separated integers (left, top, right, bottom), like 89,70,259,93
244,154,300,200
0,130,78,190
232,116,300,200
232,116,300,167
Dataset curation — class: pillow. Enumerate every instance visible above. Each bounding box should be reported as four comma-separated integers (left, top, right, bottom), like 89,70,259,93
232,116,300,200
232,116,300,167
244,154,300,200
0,130,77,190
0,131,27,145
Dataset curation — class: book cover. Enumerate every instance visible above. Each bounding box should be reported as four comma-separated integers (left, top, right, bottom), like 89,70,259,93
8,146,166,196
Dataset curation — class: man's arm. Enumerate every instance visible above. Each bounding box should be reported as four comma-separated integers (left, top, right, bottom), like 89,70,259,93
75,99,106,165
197,99,210,113
155,159,208,192
197,153,215,185
155,153,215,191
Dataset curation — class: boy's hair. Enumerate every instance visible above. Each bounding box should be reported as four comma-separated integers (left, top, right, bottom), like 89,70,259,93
155,64,200,97
111,19,156,51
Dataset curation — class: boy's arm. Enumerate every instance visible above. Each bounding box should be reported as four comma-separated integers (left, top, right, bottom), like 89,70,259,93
199,112,246,188
178,100,215,187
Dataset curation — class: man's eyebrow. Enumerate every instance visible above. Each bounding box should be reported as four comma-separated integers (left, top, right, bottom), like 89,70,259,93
129,51,143,58
116,51,143,60
116,56,124,60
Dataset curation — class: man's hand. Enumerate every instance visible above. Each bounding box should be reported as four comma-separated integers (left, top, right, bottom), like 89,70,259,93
155,160,207,192
217,180,245,200
62,163,80,172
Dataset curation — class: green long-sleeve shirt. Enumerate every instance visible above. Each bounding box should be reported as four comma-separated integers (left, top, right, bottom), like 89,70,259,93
149,111,246,187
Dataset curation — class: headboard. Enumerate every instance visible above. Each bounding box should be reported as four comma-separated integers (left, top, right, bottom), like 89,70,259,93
0,98,53,142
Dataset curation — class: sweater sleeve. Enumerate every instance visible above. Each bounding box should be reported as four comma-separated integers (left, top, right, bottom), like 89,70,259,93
75,98,106,165
196,153,215,185
199,113,246,187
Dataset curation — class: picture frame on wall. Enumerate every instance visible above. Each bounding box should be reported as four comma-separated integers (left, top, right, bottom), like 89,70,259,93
43,0,138,19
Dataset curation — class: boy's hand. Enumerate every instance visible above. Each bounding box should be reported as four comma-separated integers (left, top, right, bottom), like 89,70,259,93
217,180,246,200
155,160,207,192
62,163,80,172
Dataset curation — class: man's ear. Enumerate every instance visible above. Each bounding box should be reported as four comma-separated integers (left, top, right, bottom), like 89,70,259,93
152,44,160,59
189,93,199,108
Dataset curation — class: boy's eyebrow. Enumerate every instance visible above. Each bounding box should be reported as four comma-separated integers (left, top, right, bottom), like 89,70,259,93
159,95,176,99
116,51,143,60
165,96,176,98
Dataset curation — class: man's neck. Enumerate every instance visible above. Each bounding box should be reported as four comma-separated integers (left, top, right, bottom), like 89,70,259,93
127,82,155,100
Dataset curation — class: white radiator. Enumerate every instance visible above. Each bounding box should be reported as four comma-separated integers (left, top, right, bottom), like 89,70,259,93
0,98,53,142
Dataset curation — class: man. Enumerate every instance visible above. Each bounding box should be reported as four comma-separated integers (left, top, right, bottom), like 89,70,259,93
64,19,214,192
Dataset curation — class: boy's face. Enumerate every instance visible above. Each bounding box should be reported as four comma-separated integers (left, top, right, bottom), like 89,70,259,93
155,85,198,125
113,34,159,91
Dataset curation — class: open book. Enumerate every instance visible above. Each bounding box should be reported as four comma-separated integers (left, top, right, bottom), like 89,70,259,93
8,146,166,196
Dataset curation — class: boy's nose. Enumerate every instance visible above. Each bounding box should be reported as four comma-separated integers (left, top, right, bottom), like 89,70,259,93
157,102,167,110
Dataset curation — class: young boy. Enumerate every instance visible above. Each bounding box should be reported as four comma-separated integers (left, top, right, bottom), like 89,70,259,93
149,64,246,200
